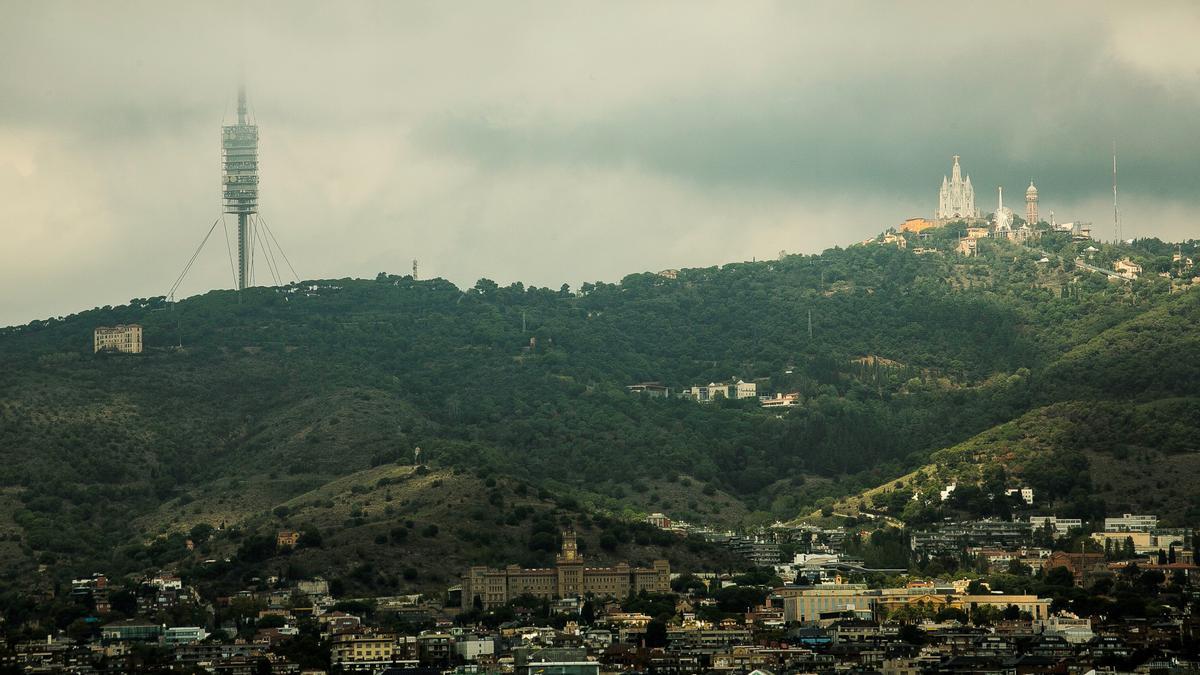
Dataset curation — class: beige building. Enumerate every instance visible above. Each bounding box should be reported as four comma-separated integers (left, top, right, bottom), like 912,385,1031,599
462,531,670,609
1113,259,1142,280
1090,530,1184,555
94,324,143,354
779,585,874,623
779,584,1051,624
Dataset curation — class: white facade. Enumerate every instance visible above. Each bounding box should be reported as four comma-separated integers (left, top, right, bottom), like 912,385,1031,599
761,393,800,408
1005,487,1034,505
734,380,758,400
163,627,208,645
1035,615,1094,644
1029,516,1082,536
1104,514,1158,532
454,638,495,661
937,155,977,220
687,380,756,402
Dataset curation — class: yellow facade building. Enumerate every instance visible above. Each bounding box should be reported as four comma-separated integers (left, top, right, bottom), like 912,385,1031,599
94,324,143,354
331,633,397,669
899,218,938,234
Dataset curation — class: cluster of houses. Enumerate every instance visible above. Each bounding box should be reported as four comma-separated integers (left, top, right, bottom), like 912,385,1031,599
7,508,1200,674
626,380,802,409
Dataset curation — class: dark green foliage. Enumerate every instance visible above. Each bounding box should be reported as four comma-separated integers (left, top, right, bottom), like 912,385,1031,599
0,235,1196,579
713,585,768,613
236,535,277,564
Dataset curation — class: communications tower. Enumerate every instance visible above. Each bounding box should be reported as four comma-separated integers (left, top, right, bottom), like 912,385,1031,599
222,86,260,290
167,85,295,304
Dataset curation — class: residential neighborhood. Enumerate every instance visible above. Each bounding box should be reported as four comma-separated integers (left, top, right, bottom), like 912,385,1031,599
5,509,1198,674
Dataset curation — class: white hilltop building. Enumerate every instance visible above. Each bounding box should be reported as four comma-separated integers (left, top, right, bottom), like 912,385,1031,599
937,155,979,221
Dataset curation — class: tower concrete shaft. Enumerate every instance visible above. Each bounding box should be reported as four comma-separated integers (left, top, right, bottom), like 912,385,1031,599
238,213,250,290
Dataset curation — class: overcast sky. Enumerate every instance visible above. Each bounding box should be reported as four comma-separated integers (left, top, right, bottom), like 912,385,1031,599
2,1,1199,326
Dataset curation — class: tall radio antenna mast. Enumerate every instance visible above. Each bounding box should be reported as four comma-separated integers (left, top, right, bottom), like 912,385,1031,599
223,85,260,290
1112,140,1120,243
167,84,299,302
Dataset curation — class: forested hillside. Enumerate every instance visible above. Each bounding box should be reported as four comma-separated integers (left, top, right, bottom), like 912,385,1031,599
1,229,1197,589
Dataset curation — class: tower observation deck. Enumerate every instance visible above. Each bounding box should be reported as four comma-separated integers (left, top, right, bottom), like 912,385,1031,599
222,86,259,290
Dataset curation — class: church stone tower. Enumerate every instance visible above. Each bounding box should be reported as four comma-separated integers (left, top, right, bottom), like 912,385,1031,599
555,530,584,598
937,155,977,221
1026,181,1039,226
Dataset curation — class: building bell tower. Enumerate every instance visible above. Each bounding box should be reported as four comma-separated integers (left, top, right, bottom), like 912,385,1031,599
1026,181,1039,226
556,530,584,597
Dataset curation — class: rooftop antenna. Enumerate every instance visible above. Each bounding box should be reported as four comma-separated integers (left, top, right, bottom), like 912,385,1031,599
1112,140,1121,243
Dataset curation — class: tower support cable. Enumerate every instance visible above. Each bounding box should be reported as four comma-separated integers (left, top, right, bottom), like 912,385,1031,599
259,215,300,282
168,217,221,301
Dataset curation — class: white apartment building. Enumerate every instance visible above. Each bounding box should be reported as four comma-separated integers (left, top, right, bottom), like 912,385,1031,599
686,379,757,402
760,393,800,408
734,380,758,399
1104,514,1158,533
1005,487,1035,505
1035,615,1094,644
1029,516,1082,536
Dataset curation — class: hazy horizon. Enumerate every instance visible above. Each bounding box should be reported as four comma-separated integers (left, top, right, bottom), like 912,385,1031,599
4,1,1200,327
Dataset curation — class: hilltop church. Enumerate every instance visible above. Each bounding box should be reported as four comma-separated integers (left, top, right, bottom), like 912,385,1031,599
936,155,980,222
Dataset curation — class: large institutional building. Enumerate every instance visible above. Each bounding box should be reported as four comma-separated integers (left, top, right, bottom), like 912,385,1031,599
936,155,979,221
461,531,670,609
93,324,143,354
778,583,1051,624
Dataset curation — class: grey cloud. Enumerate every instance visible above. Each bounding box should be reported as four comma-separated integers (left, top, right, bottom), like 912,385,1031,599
1,1,1199,327
419,34,1200,203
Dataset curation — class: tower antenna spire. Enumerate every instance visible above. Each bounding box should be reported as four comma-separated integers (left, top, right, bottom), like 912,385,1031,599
1112,140,1121,242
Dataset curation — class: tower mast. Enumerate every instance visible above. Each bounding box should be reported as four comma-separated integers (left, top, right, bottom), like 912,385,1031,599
1112,140,1121,242
223,85,260,290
